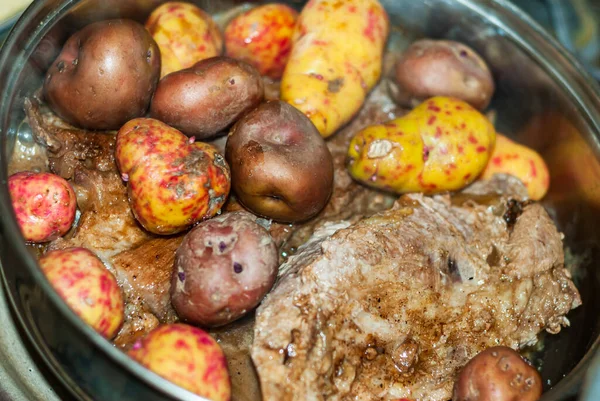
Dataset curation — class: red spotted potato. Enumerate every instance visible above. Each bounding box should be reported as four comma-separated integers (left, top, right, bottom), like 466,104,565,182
480,134,550,200
453,346,542,401
224,3,298,79
281,0,389,137
38,248,124,339
347,96,496,194
9,171,77,243
115,118,231,235
128,323,230,400
391,39,494,110
145,2,223,78
171,211,278,327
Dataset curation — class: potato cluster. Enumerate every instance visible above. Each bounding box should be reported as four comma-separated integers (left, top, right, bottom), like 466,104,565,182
9,0,555,399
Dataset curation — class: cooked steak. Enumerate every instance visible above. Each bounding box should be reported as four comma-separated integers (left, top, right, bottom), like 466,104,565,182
252,177,581,401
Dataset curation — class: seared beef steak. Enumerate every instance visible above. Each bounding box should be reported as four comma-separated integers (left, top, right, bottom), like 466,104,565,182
252,178,581,401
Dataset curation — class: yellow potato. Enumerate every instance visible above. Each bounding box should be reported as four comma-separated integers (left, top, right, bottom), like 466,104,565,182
348,96,496,194
116,118,231,235
145,2,223,78
480,134,550,200
281,0,389,137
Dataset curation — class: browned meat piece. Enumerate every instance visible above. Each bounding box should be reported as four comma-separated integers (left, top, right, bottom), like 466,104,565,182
48,168,150,259
111,237,182,322
252,181,581,401
505,204,564,278
25,98,117,179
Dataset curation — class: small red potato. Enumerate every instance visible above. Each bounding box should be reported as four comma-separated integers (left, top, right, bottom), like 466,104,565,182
115,118,231,235
171,211,278,327
225,100,334,222
145,2,224,78
480,134,550,200
39,247,124,339
150,56,264,139
391,39,494,110
9,171,77,243
453,346,542,401
128,323,230,401
224,3,298,79
43,19,161,130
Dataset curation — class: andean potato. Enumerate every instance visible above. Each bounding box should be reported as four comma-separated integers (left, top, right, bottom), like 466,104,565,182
453,346,542,401
224,3,298,79
150,56,264,139
480,134,550,200
226,100,334,222
9,171,77,243
39,247,124,339
347,96,496,194
171,211,278,327
128,323,230,400
43,19,160,130
145,2,223,78
391,39,494,110
115,118,230,235
280,0,389,137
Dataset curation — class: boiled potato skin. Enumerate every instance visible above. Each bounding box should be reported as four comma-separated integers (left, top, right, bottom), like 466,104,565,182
392,39,494,110
129,323,230,401
224,3,298,79
43,19,160,130
116,118,231,235
453,346,542,401
9,171,77,243
145,2,223,78
480,134,549,200
39,247,124,339
171,211,278,327
226,100,334,222
150,56,264,139
348,96,495,194
281,0,389,137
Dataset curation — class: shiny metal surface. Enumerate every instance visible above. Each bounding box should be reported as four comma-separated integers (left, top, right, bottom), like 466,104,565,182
0,1,599,400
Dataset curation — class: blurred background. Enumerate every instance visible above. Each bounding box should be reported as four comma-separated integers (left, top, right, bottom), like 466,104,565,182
1,0,599,79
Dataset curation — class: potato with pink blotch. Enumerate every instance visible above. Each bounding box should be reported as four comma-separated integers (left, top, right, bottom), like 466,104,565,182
224,3,298,79
480,134,550,200
115,118,231,235
128,323,230,401
38,248,124,339
9,171,77,243
145,2,223,78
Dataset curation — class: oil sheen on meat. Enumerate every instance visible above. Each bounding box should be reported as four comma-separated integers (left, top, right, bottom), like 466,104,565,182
251,176,581,401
